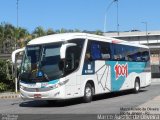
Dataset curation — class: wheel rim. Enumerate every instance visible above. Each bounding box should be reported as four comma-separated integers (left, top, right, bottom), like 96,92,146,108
135,82,139,91
85,87,92,97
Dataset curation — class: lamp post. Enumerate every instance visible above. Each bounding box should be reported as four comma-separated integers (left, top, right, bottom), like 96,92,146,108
103,0,118,33
142,22,148,45
115,0,119,36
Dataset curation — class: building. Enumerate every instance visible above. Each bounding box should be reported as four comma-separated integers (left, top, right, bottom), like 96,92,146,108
104,31,160,78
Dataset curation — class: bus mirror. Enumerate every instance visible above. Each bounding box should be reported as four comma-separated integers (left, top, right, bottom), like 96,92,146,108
60,43,77,59
11,47,25,64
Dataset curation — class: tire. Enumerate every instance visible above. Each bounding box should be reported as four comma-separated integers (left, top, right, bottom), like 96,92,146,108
83,83,93,103
133,79,140,93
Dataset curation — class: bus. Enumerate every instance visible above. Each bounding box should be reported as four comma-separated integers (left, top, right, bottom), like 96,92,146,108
13,33,151,103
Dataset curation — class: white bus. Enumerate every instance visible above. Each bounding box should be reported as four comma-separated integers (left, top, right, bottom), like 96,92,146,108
14,33,151,103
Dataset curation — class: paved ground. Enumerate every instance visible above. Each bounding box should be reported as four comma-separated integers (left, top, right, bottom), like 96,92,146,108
0,84,160,120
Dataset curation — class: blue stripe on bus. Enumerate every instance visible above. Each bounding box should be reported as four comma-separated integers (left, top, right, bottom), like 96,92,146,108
48,79,59,84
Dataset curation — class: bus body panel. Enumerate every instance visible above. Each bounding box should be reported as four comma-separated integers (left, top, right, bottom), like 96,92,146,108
17,33,151,101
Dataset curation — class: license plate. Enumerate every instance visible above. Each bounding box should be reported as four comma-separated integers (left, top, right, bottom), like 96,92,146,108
34,94,41,98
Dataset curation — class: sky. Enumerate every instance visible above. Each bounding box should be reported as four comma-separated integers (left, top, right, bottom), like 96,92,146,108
0,0,160,33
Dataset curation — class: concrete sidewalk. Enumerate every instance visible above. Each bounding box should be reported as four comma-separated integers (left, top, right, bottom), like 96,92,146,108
0,92,20,99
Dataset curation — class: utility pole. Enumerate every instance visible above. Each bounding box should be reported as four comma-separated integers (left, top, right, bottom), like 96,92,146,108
15,0,19,93
103,0,117,33
16,0,19,50
114,0,119,36
17,0,19,29
142,22,148,45
115,0,119,36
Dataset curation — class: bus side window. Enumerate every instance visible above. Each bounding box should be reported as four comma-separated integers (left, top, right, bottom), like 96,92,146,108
100,42,111,60
86,40,111,61
112,44,124,61
125,46,133,61
142,50,150,62
126,46,137,62
90,42,101,60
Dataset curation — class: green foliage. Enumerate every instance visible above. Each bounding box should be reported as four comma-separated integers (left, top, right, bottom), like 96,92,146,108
95,30,103,35
0,60,14,92
0,82,8,91
46,28,55,35
0,22,104,54
33,26,46,37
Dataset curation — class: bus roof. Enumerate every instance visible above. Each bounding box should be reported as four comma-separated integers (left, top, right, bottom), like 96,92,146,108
28,33,149,49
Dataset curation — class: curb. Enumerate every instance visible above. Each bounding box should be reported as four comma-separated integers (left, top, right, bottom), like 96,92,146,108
0,94,20,99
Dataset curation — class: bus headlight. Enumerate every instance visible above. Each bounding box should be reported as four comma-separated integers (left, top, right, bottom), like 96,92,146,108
49,79,69,89
58,79,69,86
50,84,59,89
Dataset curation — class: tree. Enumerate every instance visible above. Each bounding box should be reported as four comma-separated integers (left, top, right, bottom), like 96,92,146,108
74,29,81,32
32,26,46,38
95,30,103,35
46,28,55,35
3,23,16,53
60,28,67,33
17,27,30,48
0,23,4,53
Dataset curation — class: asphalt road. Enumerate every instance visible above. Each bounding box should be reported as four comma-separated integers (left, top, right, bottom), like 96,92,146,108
0,85,160,120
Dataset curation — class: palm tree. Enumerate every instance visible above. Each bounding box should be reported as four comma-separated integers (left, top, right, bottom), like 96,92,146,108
17,27,30,48
74,29,81,33
60,28,67,33
3,23,16,53
32,26,46,38
46,28,55,35
95,30,103,35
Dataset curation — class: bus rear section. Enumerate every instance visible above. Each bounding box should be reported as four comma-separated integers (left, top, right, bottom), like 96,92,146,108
81,39,151,99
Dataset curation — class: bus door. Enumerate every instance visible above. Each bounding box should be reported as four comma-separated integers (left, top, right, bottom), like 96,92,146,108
64,46,81,97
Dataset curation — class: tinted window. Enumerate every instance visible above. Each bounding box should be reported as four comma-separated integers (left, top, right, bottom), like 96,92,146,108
86,40,111,61
86,40,149,62
112,44,126,61
64,39,85,75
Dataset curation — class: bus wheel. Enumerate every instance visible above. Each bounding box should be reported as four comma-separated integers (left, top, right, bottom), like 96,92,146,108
83,83,93,103
133,79,140,93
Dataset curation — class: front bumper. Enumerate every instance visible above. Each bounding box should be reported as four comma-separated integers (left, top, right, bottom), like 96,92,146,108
20,86,65,100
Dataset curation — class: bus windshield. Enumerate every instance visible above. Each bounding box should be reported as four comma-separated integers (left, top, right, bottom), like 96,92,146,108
20,43,63,83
